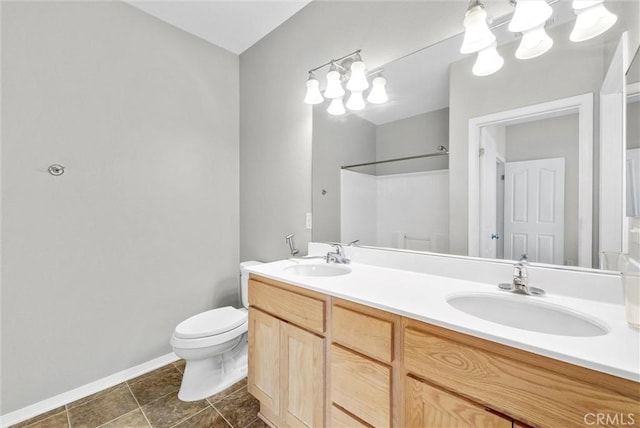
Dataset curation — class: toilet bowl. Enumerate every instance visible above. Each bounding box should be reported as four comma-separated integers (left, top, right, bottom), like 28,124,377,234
170,261,261,401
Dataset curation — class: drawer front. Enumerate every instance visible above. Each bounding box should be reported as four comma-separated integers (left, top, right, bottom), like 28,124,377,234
404,327,640,428
249,279,325,335
332,305,393,363
330,405,372,428
330,344,391,427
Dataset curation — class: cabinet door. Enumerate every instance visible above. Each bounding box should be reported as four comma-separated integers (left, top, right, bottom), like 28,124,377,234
405,377,512,428
248,307,280,416
280,322,324,428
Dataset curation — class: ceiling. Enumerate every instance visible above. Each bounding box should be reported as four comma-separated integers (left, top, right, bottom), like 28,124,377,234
126,0,312,54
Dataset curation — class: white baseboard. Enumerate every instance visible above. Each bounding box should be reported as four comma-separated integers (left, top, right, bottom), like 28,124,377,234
1,352,179,427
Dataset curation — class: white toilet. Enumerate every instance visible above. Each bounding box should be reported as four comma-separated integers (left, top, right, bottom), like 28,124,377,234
170,261,261,401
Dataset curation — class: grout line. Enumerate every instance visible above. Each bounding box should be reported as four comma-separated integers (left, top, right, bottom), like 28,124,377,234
241,417,259,428
166,406,210,428
65,383,126,411
210,403,235,428
94,409,141,428
66,409,71,428
125,383,153,428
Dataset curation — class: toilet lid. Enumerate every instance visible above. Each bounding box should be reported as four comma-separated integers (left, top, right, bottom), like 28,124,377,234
174,306,247,339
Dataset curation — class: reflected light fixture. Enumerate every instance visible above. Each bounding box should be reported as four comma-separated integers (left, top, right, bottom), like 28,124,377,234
508,0,553,33
516,23,554,59
304,49,388,115
327,97,346,116
367,75,388,104
570,0,617,42
460,0,496,54
472,42,504,76
304,73,324,105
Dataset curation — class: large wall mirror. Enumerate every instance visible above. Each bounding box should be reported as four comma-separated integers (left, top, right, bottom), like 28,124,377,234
312,0,639,270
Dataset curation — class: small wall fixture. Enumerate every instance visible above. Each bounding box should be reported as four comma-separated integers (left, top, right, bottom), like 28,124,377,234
304,50,388,115
460,0,617,76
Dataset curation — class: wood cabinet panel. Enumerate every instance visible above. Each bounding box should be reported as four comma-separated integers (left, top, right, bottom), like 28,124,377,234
249,279,325,335
405,376,512,428
248,307,280,416
332,305,393,363
330,344,391,427
280,322,324,428
330,405,372,428
404,327,640,428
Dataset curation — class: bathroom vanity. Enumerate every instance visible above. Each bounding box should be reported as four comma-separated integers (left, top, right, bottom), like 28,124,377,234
245,253,640,428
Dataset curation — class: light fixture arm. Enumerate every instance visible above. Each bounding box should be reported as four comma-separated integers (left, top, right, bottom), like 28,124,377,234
308,49,362,74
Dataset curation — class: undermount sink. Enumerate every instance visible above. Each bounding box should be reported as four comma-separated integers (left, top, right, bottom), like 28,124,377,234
283,263,352,277
447,293,608,337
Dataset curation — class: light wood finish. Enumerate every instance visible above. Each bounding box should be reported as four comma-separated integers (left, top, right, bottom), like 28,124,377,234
248,307,280,416
330,405,372,428
330,344,391,427
280,322,325,428
249,278,325,335
514,422,532,428
404,326,640,428
405,376,512,428
332,305,393,363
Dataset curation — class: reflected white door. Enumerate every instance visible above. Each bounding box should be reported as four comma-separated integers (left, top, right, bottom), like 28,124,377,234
504,158,565,264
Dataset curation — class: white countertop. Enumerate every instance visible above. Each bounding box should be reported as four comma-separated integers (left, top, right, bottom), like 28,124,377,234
246,258,640,382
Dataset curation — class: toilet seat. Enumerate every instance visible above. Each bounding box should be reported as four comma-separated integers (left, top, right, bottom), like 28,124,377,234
171,320,247,350
174,306,247,339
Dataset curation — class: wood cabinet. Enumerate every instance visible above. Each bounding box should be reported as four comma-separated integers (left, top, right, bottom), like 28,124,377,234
248,277,327,428
248,274,640,428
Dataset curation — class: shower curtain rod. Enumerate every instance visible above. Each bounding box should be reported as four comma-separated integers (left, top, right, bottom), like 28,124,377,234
341,150,448,170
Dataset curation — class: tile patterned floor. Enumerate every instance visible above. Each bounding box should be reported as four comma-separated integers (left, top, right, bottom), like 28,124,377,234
11,361,268,428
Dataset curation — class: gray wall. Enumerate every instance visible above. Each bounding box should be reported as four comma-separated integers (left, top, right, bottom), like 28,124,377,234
1,1,239,413
312,110,376,243
239,1,513,262
505,114,580,265
629,100,639,150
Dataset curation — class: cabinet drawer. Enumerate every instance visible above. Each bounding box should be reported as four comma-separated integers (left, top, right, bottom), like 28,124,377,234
249,279,325,335
332,305,392,363
404,327,639,428
330,405,372,428
330,344,391,427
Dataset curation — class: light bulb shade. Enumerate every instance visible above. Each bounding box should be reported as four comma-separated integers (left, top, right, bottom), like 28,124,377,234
327,97,346,115
570,1,617,42
324,69,345,99
346,60,370,91
472,43,504,76
346,91,366,111
460,4,496,54
516,24,554,59
367,76,388,104
508,0,553,33
572,0,603,10
304,76,324,104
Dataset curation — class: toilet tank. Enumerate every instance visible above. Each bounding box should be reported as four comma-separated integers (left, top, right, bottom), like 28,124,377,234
240,261,262,309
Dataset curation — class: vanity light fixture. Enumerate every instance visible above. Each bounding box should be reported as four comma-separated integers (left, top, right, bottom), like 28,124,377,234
516,23,554,59
509,0,554,60
570,0,618,42
304,49,388,115
472,42,504,76
460,0,496,54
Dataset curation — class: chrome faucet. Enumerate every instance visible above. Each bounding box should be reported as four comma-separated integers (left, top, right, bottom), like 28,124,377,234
498,254,545,296
326,243,350,264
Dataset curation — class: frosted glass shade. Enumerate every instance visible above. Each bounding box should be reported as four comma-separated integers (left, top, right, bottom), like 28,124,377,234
509,0,553,33
304,76,324,105
367,76,388,104
472,43,504,76
570,1,617,42
516,24,554,59
460,4,496,54
324,69,345,99
347,60,370,91
346,91,365,111
327,97,346,115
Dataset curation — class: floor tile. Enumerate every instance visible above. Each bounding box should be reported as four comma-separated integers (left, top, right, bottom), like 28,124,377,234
206,379,247,405
66,385,125,410
212,387,259,428
11,411,69,428
67,385,138,428
171,407,230,428
10,407,67,428
128,365,183,406
140,392,208,428
172,360,186,374
99,409,150,428
243,417,270,428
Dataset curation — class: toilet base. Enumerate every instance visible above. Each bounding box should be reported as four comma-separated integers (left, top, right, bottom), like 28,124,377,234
177,339,248,402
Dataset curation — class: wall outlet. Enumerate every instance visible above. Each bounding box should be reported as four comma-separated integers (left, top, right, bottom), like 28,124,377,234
306,212,313,229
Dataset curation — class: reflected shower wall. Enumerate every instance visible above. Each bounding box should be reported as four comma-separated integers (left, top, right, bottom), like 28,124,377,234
341,153,449,252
